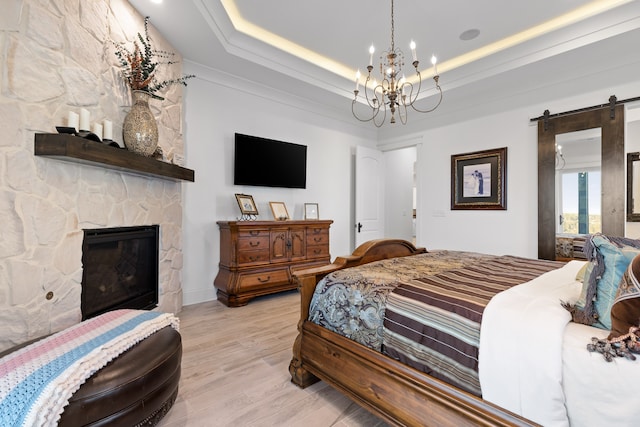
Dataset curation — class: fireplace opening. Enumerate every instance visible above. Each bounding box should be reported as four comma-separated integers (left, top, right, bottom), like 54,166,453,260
81,225,159,320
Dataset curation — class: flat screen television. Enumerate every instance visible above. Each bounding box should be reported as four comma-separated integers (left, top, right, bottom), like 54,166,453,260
234,133,307,188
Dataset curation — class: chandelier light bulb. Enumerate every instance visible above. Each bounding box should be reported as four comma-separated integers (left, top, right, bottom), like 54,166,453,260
410,40,417,62
355,69,361,91
431,54,438,75
369,45,375,66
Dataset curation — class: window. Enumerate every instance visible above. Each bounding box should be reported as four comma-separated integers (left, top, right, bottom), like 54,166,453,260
559,170,601,234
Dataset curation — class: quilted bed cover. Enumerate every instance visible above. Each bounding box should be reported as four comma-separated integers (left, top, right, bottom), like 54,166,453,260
383,255,563,395
308,250,496,351
308,251,563,394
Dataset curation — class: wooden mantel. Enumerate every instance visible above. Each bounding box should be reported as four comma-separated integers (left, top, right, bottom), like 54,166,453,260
34,133,195,182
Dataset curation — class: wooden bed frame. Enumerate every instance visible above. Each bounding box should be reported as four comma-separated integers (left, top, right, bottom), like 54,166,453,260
289,239,539,427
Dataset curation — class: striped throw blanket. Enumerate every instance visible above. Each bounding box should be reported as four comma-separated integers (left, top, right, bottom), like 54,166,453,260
383,256,564,395
0,309,179,427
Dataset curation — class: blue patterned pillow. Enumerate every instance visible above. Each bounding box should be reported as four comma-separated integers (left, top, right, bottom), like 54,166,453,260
587,234,640,330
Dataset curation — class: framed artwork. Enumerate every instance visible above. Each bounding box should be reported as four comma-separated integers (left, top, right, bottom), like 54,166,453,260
269,201,290,220
451,147,507,210
304,203,319,220
235,193,259,215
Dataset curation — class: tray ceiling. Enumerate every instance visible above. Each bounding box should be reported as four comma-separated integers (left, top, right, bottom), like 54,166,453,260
127,0,640,132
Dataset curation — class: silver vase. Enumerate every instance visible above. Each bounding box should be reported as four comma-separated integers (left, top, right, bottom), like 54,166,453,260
123,90,159,156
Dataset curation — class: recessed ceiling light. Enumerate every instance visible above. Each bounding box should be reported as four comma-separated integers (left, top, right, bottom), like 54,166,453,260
150,0,162,4
459,29,480,41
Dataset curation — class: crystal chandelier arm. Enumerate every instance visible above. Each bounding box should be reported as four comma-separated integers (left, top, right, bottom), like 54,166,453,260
351,100,387,128
352,72,388,127
408,72,443,114
373,106,387,128
351,98,382,123
363,73,382,109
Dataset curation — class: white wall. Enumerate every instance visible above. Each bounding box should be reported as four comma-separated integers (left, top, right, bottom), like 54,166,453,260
181,62,376,305
381,82,640,258
411,109,538,256
181,65,640,306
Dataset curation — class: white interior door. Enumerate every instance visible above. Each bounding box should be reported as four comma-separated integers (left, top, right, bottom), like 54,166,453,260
355,145,384,247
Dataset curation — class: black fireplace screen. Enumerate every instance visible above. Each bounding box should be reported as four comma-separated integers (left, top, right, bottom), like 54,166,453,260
81,225,159,320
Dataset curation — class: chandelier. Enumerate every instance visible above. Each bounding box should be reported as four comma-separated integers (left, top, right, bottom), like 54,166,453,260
352,0,443,126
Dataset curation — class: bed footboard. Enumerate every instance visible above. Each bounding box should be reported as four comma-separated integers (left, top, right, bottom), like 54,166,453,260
290,239,426,388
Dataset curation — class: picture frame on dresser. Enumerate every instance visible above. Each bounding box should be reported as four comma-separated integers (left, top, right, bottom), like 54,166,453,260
235,193,258,215
304,203,319,220
269,201,290,220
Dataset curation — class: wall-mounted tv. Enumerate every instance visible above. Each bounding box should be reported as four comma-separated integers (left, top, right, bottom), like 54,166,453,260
234,133,307,189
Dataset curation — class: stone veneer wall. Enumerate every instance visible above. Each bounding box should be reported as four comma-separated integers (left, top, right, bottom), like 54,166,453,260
0,0,186,352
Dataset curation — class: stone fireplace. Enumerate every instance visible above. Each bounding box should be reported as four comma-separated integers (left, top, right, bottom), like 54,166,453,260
81,225,160,320
0,1,186,352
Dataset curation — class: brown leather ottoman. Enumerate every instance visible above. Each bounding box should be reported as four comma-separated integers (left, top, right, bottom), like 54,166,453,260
1,326,182,427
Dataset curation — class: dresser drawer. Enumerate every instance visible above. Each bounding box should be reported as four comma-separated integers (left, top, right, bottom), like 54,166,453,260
237,250,270,265
307,226,328,236
306,245,330,259
306,232,329,246
237,269,289,290
237,236,269,251
237,228,270,239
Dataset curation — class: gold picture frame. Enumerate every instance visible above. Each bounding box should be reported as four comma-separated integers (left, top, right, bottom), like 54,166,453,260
269,201,290,220
304,203,319,220
235,194,259,215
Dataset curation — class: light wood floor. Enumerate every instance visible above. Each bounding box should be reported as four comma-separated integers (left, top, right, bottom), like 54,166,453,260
157,290,390,427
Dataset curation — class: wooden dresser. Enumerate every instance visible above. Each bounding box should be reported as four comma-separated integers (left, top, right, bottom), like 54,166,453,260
215,220,332,307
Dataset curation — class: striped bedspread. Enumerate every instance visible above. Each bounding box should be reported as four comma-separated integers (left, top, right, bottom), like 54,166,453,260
0,309,179,427
382,256,564,396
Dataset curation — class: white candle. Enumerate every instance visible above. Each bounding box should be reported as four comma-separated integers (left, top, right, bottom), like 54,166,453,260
103,119,113,140
369,45,375,67
79,108,90,131
431,54,438,75
410,40,417,62
92,123,102,140
355,70,361,91
67,111,79,132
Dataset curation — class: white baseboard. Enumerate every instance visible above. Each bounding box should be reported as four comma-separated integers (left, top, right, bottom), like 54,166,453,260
182,287,217,306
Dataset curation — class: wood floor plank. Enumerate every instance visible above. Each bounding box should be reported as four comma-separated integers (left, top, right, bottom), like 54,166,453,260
158,291,389,426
